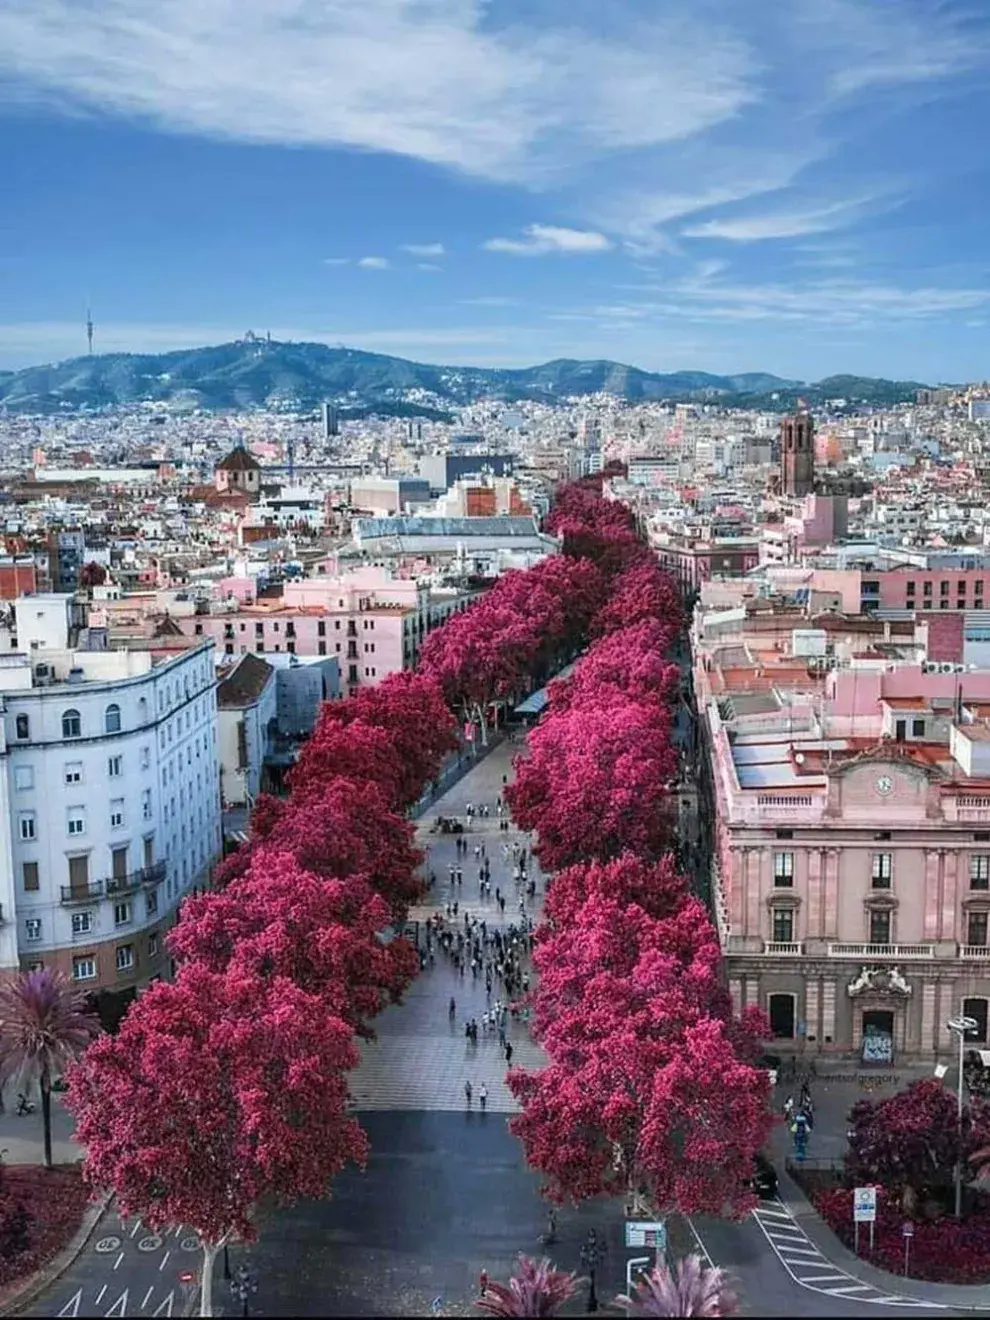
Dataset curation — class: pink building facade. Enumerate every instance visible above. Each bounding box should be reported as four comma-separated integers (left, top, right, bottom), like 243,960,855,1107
177,568,475,694
696,638,990,1061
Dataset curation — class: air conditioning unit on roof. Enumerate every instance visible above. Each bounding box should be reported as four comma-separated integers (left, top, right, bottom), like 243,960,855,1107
922,660,939,673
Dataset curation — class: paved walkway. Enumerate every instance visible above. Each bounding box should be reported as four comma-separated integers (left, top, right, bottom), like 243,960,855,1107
350,737,547,1114
0,1088,81,1167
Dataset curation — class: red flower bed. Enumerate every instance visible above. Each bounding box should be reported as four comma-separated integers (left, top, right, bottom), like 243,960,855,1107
0,1164,92,1291
814,1185,990,1284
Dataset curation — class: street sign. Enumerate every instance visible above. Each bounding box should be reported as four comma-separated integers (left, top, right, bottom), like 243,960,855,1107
854,1187,877,1223
902,1222,915,1238
625,1221,667,1252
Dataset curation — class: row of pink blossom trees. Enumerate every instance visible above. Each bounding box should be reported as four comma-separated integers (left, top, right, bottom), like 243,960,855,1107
504,480,774,1229
64,535,618,1314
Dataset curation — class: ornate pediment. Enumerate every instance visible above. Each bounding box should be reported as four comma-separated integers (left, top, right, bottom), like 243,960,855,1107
847,965,913,998
829,740,946,784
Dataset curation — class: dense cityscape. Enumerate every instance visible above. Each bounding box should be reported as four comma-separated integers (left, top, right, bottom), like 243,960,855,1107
4,0,990,1315
1,369,990,1317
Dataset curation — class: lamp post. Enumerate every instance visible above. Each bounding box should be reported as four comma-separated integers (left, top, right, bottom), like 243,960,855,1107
229,1263,258,1319
946,1013,979,1220
579,1228,606,1314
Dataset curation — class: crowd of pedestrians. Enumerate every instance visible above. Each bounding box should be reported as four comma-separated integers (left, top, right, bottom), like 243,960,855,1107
419,793,540,1109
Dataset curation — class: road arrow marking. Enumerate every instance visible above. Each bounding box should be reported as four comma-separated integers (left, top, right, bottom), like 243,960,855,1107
56,1289,81,1317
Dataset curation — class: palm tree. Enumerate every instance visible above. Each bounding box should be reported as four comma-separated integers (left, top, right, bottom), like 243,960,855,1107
475,1255,580,1318
615,1255,738,1318
0,969,99,1168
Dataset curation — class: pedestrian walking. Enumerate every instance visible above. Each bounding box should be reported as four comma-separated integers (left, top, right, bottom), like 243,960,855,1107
465,1080,473,1108
505,1041,513,1065
480,1083,488,1111
783,1094,794,1119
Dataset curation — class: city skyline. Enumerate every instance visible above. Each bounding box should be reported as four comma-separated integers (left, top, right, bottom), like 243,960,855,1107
2,1,990,378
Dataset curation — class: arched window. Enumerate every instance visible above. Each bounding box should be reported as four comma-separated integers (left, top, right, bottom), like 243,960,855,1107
105,703,122,734
62,709,82,739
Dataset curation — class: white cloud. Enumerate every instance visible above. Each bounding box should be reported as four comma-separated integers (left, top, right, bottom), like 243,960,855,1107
401,242,445,257
357,255,390,269
483,224,612,256
681,194,900,242
0,1,757,184
323,257,350,266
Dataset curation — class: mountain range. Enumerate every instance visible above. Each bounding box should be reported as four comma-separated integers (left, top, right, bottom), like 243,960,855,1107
0,339,929,416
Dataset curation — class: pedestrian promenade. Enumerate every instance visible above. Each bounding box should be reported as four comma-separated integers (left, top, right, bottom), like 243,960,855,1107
349,738,547,1114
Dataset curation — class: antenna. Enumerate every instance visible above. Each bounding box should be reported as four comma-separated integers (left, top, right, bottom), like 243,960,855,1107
86,308,94,356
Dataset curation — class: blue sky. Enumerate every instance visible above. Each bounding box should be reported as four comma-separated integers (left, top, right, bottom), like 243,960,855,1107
1,0,990,381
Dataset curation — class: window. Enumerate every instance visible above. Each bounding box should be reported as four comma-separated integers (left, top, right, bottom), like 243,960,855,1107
773,852,794,887
971,855,990,890
19,812,36,841
318,641,327,656
67,807,86,836
977,580,985,598
108,754,122,778
104,703,121,733
318,620,326,637
25,918,42,942
912,719,926,738
109,799,125,829
14,765,34,791
142,788,152,821
111,846,128,881
22,861,39,892
64,762,82,785
771,908,794,943
114,901,131,927
72,957,96,982
71,911,92,936
869,909,892,945
963,998,989,1044
115,945,134,972
906,580,916,596
149,932,159,957
61,709,81,739
968,912,989,947
255,623,264,637
923,580,933,596
15,713,29,739
146,889,158,918
871,853,892,888
941,580,950,596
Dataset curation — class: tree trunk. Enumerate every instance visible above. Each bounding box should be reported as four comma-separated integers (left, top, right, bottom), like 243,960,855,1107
40,1064,53,1169
199,1238,222,1318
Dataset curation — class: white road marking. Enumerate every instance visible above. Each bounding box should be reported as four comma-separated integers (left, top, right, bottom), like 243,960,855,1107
159,1249,171,1272
113,1252,124,1271
130,1218,142,1238
152,1291,175,1317
750,1201,946,1309
142,1286,155,1308
104,1290,129,1318
95,1285,107,1305
56,1289,81,1317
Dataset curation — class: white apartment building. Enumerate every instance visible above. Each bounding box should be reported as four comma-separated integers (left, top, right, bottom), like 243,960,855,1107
0,595,221,999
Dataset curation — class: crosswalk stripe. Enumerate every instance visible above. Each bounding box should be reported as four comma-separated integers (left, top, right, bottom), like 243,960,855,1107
796,1274,855,1284
776,1247,824,1258
826,1285,875,1296
755,1207,791,1219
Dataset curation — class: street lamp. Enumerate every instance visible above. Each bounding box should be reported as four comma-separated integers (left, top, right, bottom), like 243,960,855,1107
946,1013,979,1220
229,1263,259,1318
579,1228,606,1314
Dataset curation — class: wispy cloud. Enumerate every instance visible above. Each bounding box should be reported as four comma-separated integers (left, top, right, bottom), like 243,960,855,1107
0,1,757,184
401,242,445,257
357,255,390,269
681,194,901,243
323,257,350,266
483,224,612,256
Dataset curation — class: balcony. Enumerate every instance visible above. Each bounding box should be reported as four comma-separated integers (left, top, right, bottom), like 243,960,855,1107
61,862,165,905
828,943,935,960
763,941,805,956
960,945,990,960
106,862,167,897
60,880,104,904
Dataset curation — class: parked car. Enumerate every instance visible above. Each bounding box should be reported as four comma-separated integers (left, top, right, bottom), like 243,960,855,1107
747,1153,779,1199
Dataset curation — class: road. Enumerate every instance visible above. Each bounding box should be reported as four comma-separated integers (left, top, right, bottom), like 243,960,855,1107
21,738,978,1318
